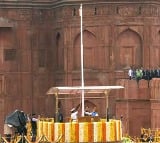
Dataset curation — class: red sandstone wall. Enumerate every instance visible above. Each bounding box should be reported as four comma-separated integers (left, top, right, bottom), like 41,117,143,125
0,1,159,137
150,79,160,129
116,78,160,137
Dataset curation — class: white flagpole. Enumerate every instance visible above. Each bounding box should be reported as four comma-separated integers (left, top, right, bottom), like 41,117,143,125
80,3,84,116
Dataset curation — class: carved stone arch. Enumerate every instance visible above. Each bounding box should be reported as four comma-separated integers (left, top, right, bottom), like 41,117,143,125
117,27,143,38
56,32,64,70
0,28,14,47
115,28,142,69
77,99,97,112
73,30,98,70
84,100,96,108
0,27,17,69
0,17,17,48
75,100,97,115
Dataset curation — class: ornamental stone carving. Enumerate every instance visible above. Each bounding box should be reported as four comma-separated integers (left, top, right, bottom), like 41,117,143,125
141,5,160,16
18,9,32,20
118,5,139,16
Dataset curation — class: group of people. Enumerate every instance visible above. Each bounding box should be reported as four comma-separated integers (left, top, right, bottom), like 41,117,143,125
128,66,160,82
70,105,99,121
84,106,99,117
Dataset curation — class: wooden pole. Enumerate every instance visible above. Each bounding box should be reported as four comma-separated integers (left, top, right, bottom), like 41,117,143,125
104,90,110,121
55,91,58,122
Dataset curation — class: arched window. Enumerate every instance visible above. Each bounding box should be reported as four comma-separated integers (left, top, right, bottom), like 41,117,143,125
116,29,142,69
73,30,98,70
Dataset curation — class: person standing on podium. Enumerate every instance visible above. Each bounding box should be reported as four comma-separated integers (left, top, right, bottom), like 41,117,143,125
70,104,80,122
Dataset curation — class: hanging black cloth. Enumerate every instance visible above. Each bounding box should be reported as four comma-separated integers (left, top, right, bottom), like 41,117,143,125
5,110,27,135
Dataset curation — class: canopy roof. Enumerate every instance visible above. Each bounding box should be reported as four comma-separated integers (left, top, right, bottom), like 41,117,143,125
47,86,124,95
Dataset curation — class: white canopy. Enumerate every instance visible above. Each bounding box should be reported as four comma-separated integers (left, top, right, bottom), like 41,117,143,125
47,85,124,95
46,85,124,121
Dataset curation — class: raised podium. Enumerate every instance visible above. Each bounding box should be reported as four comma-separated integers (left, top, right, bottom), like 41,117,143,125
78,116,100,122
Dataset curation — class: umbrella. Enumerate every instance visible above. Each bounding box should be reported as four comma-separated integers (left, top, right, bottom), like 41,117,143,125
5,110,27,135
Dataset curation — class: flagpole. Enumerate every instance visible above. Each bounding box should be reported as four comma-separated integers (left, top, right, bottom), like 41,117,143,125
80,3,84,116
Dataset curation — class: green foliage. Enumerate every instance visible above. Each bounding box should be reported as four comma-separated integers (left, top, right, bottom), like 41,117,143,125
122,136,133,143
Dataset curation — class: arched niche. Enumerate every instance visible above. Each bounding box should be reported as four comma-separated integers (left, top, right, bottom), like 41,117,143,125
73,30,98,70
0,27,19,72
115,29,142,69
56,32,64,70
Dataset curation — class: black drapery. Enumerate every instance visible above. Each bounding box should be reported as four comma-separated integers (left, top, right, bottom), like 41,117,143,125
5,110,27,135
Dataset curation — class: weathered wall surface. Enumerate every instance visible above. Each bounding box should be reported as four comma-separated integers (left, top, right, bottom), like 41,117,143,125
0,0,159,136
0,2,55,134
116,79,151,137
116,78,160,137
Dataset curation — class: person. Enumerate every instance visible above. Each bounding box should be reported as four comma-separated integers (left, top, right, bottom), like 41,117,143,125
84,106,91,116
128,67,133,80
19,111,27,136
4,123,14,142
30,113,38,142
135,68,143,84
57,108,63,123
91,106,99,117
70,104,80,121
